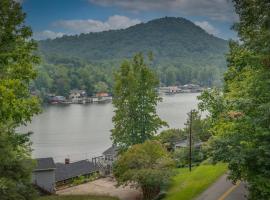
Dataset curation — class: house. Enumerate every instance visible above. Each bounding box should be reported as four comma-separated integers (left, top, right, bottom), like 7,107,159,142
93,92,112,103
174,139,188,148
69,90,87,103
96,92,109,98
174,139,203,149
102,145,118,163
55,159,98,187
32,157,56,193
90,145,119,176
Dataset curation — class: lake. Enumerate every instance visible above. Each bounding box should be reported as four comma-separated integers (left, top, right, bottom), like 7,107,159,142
19,93,200,162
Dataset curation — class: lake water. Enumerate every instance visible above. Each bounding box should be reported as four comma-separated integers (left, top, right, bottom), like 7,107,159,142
19,93,200,162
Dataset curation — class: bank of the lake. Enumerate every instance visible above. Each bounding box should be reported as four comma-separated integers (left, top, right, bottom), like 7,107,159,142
19,93,200,162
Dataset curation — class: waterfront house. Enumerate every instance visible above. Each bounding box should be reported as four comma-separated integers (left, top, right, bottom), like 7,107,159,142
96,92,109,98
93,92,112,103
32,157,56,194
55,159,98,187
69,89,87,103
159,86,181,95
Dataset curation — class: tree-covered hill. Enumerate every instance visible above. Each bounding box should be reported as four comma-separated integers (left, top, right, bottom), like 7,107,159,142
39,17,228,65
34,17,229,98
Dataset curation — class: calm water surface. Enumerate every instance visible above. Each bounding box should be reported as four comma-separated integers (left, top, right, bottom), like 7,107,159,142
19,93,199,162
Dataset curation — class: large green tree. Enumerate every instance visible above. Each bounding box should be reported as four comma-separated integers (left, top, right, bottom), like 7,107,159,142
111,53,167,150
199,0,270,199
0,0,40,199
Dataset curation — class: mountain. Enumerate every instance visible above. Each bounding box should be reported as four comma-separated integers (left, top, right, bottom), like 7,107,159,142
39,17,228,66
34,17,229,98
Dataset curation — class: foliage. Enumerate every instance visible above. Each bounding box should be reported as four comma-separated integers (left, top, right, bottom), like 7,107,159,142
165,163,227,200
156,129,186,151
111,53,167,150
94,81,109,93
32,60,113,99
38,195,118,200
173,147,204,168
72,172,100,186
183,110,211,142
113,140,175,200
33,17,229,98
157,111,210,167
198,1,270,199
0,0,40,199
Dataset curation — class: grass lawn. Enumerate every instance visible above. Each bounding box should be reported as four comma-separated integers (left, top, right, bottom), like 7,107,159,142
165,163,228,200
38,195,119,200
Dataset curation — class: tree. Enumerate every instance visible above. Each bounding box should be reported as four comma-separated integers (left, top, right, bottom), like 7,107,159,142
183,110,211,142
113,140,175,200
0,0,40,199
156,129,186,151
111,53,167,150
199,1,270,199
94,81,108,93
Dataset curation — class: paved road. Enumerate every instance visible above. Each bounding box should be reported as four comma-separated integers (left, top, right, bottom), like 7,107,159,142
196,174,248,200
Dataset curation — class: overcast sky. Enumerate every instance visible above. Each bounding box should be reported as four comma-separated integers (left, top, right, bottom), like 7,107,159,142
21,0,238,40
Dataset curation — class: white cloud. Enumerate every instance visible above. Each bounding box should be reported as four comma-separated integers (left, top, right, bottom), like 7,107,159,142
90,0,237,22
194,21,220,35
14,0,24,4
53,15,141,34
33,30,64,40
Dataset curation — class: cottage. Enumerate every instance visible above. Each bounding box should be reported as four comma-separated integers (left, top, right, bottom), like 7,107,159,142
32,157,56,193
55,159,98,187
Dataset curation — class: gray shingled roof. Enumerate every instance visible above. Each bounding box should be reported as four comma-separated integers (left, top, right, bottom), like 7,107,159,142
102,145,118,156
55,160,97,182
34,157,56,171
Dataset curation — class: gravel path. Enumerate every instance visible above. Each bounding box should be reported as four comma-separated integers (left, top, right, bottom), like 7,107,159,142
57,177,142,200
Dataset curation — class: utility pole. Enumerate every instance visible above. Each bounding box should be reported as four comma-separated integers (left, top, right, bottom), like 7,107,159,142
189,110,192,172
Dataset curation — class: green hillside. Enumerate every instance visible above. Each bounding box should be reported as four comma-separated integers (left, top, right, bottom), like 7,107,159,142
39,17,227,64
35,17,229,97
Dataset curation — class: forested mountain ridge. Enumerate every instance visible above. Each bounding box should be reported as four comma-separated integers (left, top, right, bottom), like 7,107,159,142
34,17,229,98
39,17,228,64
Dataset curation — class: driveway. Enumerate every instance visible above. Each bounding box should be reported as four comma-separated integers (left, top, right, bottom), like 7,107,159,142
196,174,248,200
57,177,142,200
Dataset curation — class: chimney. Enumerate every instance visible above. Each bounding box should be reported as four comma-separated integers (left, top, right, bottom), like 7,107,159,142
65,158,70,164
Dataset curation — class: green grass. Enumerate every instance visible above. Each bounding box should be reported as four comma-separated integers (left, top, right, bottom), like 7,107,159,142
165,163,228,200
38,195,118,200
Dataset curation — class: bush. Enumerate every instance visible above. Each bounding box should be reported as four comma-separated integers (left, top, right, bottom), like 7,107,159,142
113,140,175,200
173,147,205,168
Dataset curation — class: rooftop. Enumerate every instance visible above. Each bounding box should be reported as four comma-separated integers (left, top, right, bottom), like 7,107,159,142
34,157,56,171
55,160,97,182
102,145,118,156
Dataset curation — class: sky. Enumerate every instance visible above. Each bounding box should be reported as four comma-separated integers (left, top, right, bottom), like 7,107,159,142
20,0,238,40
